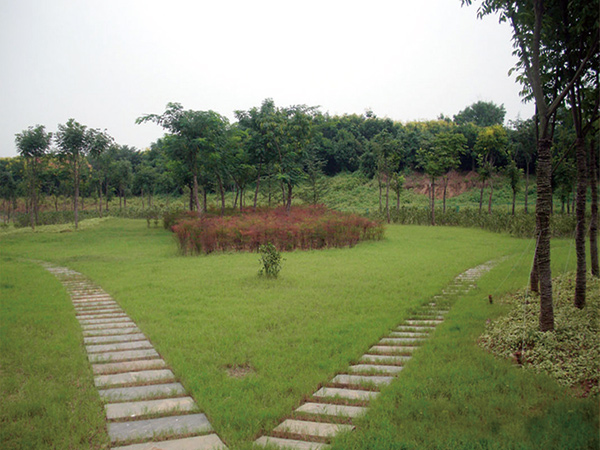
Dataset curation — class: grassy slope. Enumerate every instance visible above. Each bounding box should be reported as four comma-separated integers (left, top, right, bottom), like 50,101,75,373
1,219,597,449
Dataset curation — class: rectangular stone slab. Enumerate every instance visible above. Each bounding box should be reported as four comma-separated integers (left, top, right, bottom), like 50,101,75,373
77,312,127,319
274,419,354,438
371,344,417,353
95,369,175,388
313,386,379,401
99,382,186,402
93,359,166,375
110,434,226,450
378,338,423,346
84,333,146,345
83,326,141,336
255,436,328,449
105,396,196,420
108,413,213,443
86,340,153,353
79,317,133,325
388,331,430,338
81,321,137,331
405,320,442,325
348,364,404,375
295,402,367,418
331,374,394,387
360,354,411,364
89,349,159,363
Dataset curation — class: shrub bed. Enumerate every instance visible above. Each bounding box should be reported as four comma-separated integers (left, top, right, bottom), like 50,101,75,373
170,205,384,254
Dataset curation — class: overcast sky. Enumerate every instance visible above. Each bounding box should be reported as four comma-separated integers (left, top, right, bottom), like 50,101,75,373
0,0,534,158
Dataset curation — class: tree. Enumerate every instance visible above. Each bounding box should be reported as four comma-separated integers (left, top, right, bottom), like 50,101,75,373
15,125,52,229
508,118,536,213
0,169,17,224
454,100,506,127
371,130,400,223
505,157,523,215
55,119,112,229
474,125,508,214
137,103,228,214
417,132,466,225
463,0,598,331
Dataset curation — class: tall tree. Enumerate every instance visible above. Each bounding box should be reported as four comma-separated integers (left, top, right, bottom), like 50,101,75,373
55,119,112,229
463,0,598,331
454,100,506,127
474,124,508,214
15,125,52,229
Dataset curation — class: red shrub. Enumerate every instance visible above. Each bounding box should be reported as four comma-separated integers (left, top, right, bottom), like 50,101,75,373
170,205,384,255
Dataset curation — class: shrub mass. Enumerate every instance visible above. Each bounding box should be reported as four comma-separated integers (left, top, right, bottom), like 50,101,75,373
170,205,384,254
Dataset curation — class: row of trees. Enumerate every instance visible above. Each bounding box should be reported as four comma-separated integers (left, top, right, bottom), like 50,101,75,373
463,0,599,330
4,100,545,225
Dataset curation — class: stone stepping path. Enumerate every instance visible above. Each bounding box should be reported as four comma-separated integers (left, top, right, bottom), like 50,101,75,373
254,260,496,449
41,263,227,450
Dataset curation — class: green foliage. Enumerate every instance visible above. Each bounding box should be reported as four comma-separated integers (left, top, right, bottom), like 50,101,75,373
480,272,599,397
258,242,283,278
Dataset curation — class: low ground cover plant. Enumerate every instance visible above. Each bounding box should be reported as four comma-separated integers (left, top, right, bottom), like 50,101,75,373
480,272,599,397
170,205,384,254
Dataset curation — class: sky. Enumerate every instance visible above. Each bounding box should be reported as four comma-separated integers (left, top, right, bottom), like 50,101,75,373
0,0,535,158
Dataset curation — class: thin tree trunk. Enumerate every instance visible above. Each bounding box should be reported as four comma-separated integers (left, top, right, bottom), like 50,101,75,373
431,177,436,226
525,162,530,213
442,176,447,214
217,174,225,216
590,138,599,277
537,138,554,331
203,188,207,213
512,189,517,215
479,181,484,214
286,182,293,212
192,174,201,213
385,174,390,224
378,172,382,213
99,185,103,217
254,163,262,208
141,188,145,209
74,160,79,229
488,179,494,214
574,137,587,308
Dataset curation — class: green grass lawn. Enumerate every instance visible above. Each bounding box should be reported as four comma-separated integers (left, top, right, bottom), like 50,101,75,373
1,218,597,449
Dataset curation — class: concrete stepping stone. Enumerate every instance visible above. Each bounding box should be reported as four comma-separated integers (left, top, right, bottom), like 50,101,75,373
93,359,166,375
95,369,175,388
348,364,404,375
89,349,160,363
379,337,424,345
111,434,227,450
79,317,133,325
360,354,410,364
83,326,141,336
331,374,394,387
369,345,415,355
99,382,186,402
388,331,429,337
255,436,328,450
78,312,128,320
108,413,213,443
75,302,120,309
86,340,153,353
83,323,139,333
105,396,197,420
405,319,442,326
313,387,379,401
274,419,354,438
85,333,146,344
295,402,367,418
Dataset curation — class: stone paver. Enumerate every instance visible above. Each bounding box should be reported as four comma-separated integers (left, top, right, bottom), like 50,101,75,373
88,349,160,363
110,434,226,450
359,354,410,364
274,419,354,438
94,369,175,388
83,326,141,336
105,396,196,420
348,364,404,375
108,413,213,443
93,359,167,375
255,437,327,450
99,383,187,402
84,333,146,344
313,387,379,401
295,402,368,418
331,374,395,387
86,340,154,354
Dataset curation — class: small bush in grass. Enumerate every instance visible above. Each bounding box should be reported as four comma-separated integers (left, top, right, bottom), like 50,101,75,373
170,205,384,255
258,242,283,278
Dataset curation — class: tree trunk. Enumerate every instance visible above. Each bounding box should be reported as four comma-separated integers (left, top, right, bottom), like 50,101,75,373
525,162,530,213
141,188,145,209
488,178,494,214
512,189,517,215
378,172,383,213
203,188,207,213
192,174,201,213
217,174,225,216
74,160,79,229
442,176,447,214
479,182,484,214
574,137,587,308
189,185,194,211
99,186,103,218
536,138,554,331
590,138,599,277
385,174,390,224
286,182,293,212
431,177,436,226
254,163,262,208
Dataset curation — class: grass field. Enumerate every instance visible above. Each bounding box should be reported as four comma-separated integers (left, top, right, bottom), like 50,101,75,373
1,218,597,449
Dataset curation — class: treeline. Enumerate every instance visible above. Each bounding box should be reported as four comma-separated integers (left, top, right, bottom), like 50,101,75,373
0,99,593,230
